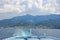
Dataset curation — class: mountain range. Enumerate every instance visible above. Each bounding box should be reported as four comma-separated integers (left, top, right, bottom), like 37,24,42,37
0,14,60,29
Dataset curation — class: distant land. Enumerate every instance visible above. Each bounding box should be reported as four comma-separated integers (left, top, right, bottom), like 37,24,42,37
0,14,60,29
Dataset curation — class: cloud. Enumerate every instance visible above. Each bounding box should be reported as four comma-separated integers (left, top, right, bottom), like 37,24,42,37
0,0,60,14
40,0,60,14
0,0,27,14
0,4,26,13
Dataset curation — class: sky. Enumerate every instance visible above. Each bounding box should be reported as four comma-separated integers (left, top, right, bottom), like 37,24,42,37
0,0,60,20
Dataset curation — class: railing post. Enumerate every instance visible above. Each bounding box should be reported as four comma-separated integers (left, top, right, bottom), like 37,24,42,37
30,29,32,37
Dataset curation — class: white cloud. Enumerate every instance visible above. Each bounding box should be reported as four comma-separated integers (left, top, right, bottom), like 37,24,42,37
41,0,60,14
0,0,26,13
27,0,33,8
0,4,26,13
0,0,60,14
38,0,43,9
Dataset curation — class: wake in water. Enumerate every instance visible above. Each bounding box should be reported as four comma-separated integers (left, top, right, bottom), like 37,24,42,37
3,29,60,40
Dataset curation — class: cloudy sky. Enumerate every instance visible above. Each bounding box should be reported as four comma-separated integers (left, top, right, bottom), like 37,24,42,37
0,0,60,20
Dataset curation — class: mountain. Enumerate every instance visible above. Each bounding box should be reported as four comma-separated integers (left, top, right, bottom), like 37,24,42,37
39,18,60,29
0,14,60,29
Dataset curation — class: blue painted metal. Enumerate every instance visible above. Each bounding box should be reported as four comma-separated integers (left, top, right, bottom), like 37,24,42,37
15,36,46,40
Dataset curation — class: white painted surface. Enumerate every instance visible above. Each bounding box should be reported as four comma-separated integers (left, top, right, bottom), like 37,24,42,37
28,38,39,40
40,38,54,40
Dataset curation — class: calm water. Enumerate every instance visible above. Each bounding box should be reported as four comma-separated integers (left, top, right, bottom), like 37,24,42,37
0,28,60,40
